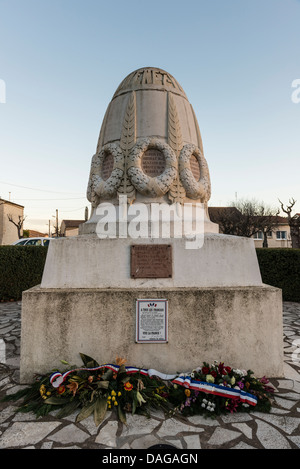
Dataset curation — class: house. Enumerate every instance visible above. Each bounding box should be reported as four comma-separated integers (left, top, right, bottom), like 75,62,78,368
0,198,25,245
60,220,85,237
252,216,292,248
208,207,292,248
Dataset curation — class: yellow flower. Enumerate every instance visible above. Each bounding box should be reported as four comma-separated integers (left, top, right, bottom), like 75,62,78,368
184,389,191,397
107,395,111,400
46,391,51,396
114,401,118,406
39,385,46,396
111,390,116,396
112,396,115,401
118,391,122,397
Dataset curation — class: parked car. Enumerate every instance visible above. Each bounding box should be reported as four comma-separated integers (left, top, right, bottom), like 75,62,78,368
12,237,52,246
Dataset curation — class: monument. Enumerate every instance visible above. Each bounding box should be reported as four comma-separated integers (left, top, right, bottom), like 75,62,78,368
20,67,283,382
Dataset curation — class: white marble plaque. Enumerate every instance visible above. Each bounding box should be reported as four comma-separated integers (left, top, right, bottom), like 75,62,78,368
136,299,168,343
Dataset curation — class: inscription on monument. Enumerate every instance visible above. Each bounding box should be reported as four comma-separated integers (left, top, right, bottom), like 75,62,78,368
101,153,114,180
190,154,201,181
131,244,172,278
141,149,166,177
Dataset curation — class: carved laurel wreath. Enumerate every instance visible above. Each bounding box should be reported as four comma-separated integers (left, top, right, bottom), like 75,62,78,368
92,143,124,199
178,144,211,201
127,138,178,197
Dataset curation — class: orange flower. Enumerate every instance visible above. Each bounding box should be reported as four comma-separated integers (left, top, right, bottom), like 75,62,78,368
124,381,133,392
88,376,94,383
67,381,78,396
184,389,191,397
57,385,66,394
116,356,127,366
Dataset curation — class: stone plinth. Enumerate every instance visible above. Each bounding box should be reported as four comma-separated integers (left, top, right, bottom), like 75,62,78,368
40,234,262,289
20,284,283,383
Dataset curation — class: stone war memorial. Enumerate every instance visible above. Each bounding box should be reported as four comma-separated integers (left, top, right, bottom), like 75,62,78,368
20,67,283,383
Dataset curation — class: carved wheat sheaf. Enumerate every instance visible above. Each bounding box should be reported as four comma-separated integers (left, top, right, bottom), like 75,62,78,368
117,91,136,203
167,93,186,204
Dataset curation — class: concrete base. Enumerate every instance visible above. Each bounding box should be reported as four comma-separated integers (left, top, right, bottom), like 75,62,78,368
20,284,283,383
41,234,263,289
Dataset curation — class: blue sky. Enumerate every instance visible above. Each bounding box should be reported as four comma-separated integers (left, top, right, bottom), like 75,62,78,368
0,0,299,232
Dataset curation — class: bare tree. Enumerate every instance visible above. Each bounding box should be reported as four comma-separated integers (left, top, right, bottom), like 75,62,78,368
279,198,300,248
7,214,26,239
209,198,280,247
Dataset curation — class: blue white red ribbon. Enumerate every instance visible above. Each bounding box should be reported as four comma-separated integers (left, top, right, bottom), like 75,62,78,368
172,375,257,406
49,364,257,406
49,364,177,388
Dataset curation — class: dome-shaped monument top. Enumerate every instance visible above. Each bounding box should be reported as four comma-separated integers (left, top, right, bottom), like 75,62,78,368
87,67,211,209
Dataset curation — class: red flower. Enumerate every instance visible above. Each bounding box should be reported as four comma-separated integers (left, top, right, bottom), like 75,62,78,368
225,366,232,374
202,366,210,375
211,370,217,378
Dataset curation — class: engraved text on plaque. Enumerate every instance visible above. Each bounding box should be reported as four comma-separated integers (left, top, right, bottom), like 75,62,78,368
131,244,172,278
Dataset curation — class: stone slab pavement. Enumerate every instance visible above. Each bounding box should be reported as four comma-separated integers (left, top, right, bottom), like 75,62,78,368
0,301,300,450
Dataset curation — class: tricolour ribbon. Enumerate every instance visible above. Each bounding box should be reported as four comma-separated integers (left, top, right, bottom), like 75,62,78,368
172,375,257,406
49,364,177,388
49,364,257,406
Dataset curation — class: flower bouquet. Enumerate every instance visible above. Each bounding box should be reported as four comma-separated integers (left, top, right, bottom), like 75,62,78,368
2,355,274,425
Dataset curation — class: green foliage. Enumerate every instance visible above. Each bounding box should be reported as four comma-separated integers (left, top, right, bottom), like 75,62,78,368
2,355,273,426
0,246,48,301
256,248,300,302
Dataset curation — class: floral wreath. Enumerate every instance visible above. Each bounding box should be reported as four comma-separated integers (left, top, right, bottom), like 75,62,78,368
127,138,177,197
92,143,124,199
3,354,274,426
179,144,211,201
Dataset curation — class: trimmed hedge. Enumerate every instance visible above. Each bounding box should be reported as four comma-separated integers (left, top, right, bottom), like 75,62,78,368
256,248,300,302
0,246,48,301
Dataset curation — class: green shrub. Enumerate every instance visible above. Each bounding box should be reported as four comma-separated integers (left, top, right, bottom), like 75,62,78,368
0,246,48,301
256,248,300,302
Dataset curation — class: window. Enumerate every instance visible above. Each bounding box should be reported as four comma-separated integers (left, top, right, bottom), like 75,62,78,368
253,231,263,239
267,231,273,238
276,231,287,240
25,239,41,245
15,239,28,245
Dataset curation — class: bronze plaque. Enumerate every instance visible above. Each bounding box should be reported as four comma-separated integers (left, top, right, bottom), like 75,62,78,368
190,154,200,181
131,244,172,278
141,149,166,177
101,153,114,180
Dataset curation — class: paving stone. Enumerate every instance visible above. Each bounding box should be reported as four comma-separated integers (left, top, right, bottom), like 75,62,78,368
48,423,90,444
256,419,291,449
183,434,201,449
95,420,119,447
0,405,17,424
157,418,202,438
287,435,300,448
207,427,241,446
231,422,253,439
221,412,253,423
130,433,161,449
187,414,219,426
0,421,61,448
121,413,160,437
253,413,300,435
231,441,257,449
